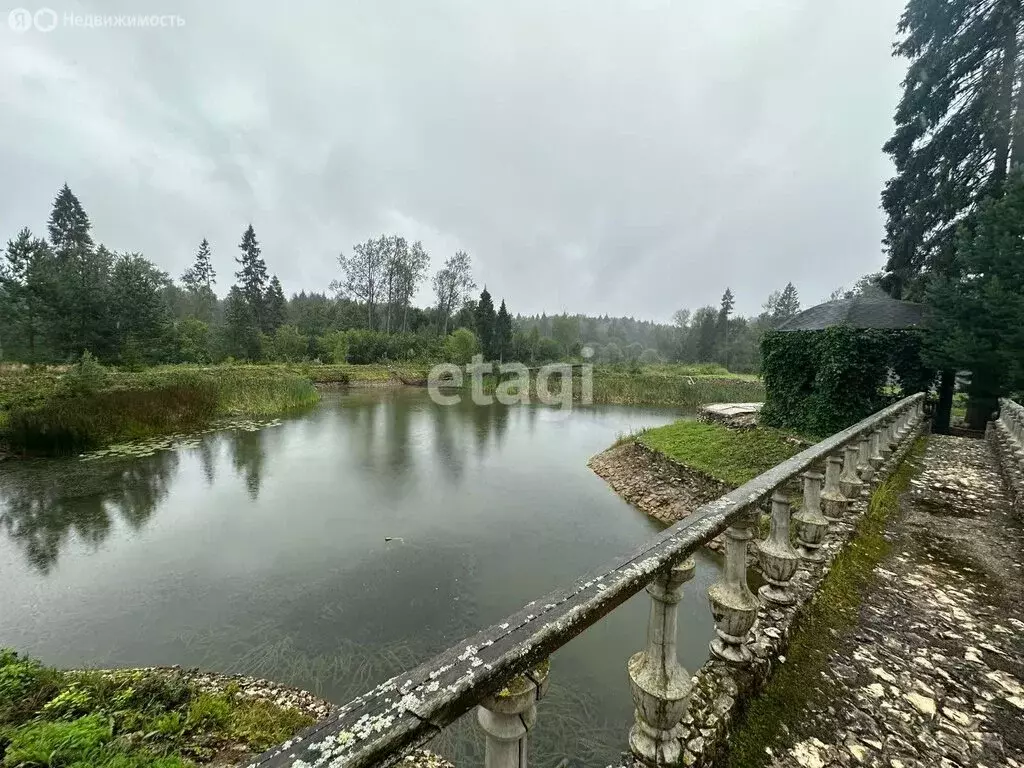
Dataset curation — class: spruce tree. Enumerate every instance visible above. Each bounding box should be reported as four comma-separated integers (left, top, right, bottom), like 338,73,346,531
927,171,1024,427
182,238,216,291
494,299,513,362
110,253,171,364
774,283,800,321
181,238,217,323
883,0,1024,296
474,287,496,358
46,185,113,358
235,224,268,329
1,228,54,361
223,285,261,360
264,275,287,333
717,288,735,368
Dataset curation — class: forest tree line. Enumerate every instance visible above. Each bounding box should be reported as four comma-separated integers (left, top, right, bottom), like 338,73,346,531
2,184,866,372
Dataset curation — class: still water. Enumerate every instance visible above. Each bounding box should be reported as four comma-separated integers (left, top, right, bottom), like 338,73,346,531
0,388,720,766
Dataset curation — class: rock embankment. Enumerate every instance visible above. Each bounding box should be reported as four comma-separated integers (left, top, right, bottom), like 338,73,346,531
588,441,731,525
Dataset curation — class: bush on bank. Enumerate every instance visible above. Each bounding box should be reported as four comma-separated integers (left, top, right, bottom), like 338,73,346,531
0,648,313,767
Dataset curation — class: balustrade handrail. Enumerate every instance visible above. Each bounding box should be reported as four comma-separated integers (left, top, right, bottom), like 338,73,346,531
252,392,925,768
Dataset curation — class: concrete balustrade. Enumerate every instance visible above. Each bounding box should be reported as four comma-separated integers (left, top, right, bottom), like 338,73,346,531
252,393,926,768
821,454,848,520
793,471,827,561
857,433,875,490
628,559,696,765
708,510,759,664
757,492,800,604
839,444,863,499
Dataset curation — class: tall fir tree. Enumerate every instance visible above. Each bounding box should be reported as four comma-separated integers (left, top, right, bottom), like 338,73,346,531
110,253,171,365
264,275,287,333
0,228,54,361
182,238,216,291
927,171,1024,427
717,287,735,368
181,238,217,322
474,286,496,358
223,285,261,360
883,0,1024,296
494,299,512,362
235,224,268,330
47,185,114,359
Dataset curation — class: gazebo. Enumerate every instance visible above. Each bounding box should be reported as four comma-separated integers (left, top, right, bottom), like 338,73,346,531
776,295,926,333
760,295,930,437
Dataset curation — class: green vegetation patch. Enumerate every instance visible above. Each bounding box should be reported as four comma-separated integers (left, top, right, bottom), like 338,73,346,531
0,360,318,456
639,421,802,486
0,649,314,767
724,437,928,768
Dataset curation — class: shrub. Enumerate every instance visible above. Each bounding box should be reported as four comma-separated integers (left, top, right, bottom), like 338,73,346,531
63,352,107,397
0,649,63,727
442,328,479,365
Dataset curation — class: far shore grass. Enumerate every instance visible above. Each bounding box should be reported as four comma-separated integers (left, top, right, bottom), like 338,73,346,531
638,420,803,486
0,360,765,457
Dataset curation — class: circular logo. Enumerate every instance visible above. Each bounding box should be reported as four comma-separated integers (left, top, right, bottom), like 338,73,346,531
8,8,33,32
33,7,57,32
581,345,595,359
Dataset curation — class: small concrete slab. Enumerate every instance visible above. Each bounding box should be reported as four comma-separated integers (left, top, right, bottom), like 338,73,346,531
699,402,763,429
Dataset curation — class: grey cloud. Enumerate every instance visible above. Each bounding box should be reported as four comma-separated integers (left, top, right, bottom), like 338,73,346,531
0,0,907,319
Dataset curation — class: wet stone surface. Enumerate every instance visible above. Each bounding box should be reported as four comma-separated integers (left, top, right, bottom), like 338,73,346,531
767,435,1024,768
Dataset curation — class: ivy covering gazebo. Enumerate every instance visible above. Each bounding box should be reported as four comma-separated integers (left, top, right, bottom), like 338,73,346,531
759,294,931,437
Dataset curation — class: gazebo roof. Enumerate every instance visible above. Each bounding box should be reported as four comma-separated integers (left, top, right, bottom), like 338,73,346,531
776,295,926,332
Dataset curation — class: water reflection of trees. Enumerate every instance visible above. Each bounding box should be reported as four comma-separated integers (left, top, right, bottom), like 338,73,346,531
331,392,521,485
229,429,265,501
0,451,179,573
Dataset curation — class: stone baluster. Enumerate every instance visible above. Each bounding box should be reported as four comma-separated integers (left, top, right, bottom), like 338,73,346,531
839,444,863,500
868,428,885,475
899,407,911,441
628,559,695,766
708,510,759,665
478,662,549,768
880,419,895,462
793,471,827,561
757,492,800,604
857,433,875,490
821,455,848,521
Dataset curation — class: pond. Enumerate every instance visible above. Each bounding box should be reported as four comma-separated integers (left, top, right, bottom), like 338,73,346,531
0,388,721,766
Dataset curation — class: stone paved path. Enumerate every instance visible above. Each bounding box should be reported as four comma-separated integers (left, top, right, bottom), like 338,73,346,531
765,435,1024,768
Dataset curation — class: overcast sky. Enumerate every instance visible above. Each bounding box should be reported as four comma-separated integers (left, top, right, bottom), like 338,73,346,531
1,0,907,320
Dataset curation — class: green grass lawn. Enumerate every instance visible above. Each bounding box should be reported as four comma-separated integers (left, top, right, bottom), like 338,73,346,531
639,420,804,486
